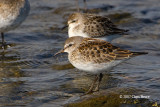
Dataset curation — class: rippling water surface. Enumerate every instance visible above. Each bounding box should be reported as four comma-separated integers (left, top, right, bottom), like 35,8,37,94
0,0,160,106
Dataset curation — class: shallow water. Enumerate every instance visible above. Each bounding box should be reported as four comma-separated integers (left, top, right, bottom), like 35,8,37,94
0,0,160,106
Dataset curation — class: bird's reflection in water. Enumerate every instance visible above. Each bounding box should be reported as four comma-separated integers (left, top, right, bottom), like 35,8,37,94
0,50,26,106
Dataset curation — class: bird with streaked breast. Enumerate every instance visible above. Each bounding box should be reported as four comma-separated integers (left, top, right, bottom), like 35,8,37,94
67,12,128,42
55,36,147,94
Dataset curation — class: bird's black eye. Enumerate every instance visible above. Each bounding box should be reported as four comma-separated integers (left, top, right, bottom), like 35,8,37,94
72,20,77,23
68,44,73,47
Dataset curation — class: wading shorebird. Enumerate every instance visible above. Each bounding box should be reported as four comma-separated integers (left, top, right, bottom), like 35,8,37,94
55,36,147,94
0,0,30,49
67,12,128,42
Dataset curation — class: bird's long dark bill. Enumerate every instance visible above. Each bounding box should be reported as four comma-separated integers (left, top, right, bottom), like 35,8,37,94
61,25,68,30
54,49,64,56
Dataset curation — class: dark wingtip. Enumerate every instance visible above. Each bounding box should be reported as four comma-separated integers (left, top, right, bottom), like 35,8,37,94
124,29,129,32
113,28,129,34
132,52,148,56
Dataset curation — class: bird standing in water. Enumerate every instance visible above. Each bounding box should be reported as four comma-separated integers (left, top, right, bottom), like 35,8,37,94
55,36,147,94
67,13,128,42
0,0,30,49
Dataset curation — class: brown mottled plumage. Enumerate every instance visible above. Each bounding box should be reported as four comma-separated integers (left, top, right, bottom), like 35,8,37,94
55,36,147,94
68,37,146,64
68,13,128,41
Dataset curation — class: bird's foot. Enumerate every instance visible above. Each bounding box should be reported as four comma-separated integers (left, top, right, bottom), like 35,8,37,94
85,89,93,95
93,87,99,92
80,90,93,96
0,42,11,50
81,88,99,96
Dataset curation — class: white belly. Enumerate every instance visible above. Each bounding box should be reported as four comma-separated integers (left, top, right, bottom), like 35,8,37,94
96,34,122,42
68,27,121,42
70,60,123,74
68,26,88,38
0,15,19,32
0,0,30,32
